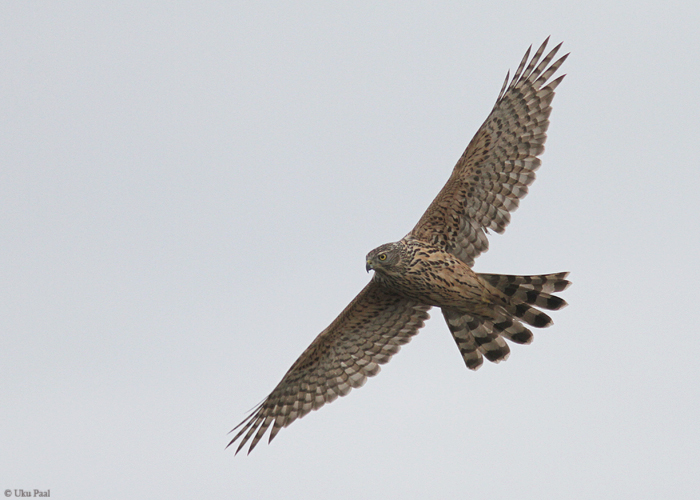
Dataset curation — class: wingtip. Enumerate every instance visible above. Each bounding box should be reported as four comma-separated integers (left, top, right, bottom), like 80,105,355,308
237,440,248,455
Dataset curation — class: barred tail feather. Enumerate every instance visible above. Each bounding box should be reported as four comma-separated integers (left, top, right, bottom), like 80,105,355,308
489,315,533,345
507,302,553,328
480,272,571,294
442,310,486,370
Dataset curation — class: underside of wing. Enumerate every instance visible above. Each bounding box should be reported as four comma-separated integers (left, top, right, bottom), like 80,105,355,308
228,280,431,455
411,38,568,266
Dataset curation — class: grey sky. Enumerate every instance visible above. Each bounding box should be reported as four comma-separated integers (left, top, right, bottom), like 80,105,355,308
2,2,699,499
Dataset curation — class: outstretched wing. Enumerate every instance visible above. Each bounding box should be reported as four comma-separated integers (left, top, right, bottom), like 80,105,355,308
411,38,568,266
228,280,431,455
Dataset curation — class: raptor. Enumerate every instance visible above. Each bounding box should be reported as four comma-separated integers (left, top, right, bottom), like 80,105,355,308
229,38,570,455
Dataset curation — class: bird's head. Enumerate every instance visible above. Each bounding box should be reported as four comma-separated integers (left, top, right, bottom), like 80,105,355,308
366,242,403,275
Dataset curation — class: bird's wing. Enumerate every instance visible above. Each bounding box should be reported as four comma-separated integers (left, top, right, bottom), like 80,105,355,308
411,38,568,266
228,280,431,455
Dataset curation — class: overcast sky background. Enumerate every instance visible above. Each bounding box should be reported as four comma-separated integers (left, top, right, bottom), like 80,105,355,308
2,2,699,499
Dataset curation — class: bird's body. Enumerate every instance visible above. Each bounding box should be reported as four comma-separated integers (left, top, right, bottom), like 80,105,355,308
229,38,571,455
368,238,495,315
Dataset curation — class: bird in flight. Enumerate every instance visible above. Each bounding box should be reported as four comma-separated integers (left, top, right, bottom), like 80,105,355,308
229,38,570,455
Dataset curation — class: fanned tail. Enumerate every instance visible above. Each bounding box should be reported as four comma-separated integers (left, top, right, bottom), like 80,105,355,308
444,272,570,370
484,271,570,328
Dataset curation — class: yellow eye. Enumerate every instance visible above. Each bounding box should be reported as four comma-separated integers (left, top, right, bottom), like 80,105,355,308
378,253,387,261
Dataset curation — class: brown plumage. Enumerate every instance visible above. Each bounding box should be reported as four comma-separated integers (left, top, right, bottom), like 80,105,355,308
229,38,570,455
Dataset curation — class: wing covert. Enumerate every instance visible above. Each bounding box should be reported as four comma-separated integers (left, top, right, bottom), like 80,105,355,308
411,38,568,266
228,280,431,455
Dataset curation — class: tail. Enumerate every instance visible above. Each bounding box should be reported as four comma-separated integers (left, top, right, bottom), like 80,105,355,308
443,272,570,370
481,271,571,330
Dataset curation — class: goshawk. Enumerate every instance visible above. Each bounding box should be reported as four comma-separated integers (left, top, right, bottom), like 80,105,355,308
229,38,570,455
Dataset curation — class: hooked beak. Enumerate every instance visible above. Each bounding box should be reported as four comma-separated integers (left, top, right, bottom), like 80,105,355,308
366,260,373,273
